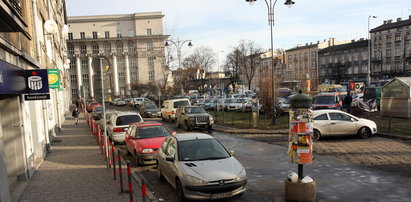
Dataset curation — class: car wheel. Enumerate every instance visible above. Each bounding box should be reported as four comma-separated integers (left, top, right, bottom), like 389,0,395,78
157,164,164,181
134,151,142,166
176,178,186,201
185,121,192,132
358,127,371,139
207,125,212,134
313,130,321,142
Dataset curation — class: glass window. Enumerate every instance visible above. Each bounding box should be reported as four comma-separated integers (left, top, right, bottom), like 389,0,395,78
147,28,152,36
128,30,135,37
81,60,87,69
137,126,170,139
68,33,73,40
148,71,154,81
314,114,328,120
161,137,171,151
68,45,74,55
116,43,123,53
148,56,154,67
92,31,98,39
105,31,110,38
173,100,189,108
80,32,85,39
117,30,122,38
104,43,111,54
92,44,99,53
329,113,351,121
185,107,206,114
178,139,230,161
147,42,154,51
80,45,87,54
116,115,142,125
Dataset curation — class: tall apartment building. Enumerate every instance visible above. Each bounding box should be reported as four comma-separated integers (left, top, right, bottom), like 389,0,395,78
285,38,350,91
67,12,168,101
0,1,69,200
318,39,369,85
370,16,411,82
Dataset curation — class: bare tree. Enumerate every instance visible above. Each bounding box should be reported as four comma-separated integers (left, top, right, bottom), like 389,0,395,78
183,46,217,73
223,47,242,93
238,40,262,90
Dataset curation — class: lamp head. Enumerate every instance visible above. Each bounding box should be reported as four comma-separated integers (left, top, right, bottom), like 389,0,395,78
165,41,170,46
245,0,257,2
284,0,295,8
188,42,193,47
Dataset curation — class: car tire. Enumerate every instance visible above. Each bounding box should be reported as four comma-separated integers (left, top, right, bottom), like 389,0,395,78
313,130,321,142
176,178,186,201
358,127,371,139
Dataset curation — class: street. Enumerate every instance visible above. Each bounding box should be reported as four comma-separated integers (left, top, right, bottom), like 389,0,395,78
108,104,411,201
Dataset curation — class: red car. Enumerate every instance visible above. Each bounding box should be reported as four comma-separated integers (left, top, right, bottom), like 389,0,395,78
125,121,174,165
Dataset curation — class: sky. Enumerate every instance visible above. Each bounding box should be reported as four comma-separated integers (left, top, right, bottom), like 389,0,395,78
66,0,411,70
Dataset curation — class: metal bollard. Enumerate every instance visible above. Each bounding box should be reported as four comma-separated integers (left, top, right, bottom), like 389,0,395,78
126,160,134,202
141,178,147,202
108,140,112,168
118,150,124,193
112,141,116,180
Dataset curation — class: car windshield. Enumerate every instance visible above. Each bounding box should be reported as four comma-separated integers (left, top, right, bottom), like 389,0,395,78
185,107,206,114
116,115,142,125
173,100,190,108
313,96,335,104
178,139,230,161
137,126,170,139
94,107,103,112
144,102,157,109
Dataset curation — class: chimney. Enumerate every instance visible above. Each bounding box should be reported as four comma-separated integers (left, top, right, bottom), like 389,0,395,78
383,20,387,24
388,19,392,23
397,18,402,22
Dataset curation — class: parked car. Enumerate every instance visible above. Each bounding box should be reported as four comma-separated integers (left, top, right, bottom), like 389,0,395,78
97,110,118,132
113,98,126,106
139,101,161,118
161,98,191,123
175,106,214,133
277,95,296,115
312,109,377,142
86,101,98,112
156,133,247,200
228,98,251,111
91,106,103,120
106,112,144,143
125,121,173,165
312,92,343,110
131,97,151,108
88,102,101,113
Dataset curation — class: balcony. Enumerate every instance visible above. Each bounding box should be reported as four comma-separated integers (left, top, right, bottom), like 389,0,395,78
0,0,27,32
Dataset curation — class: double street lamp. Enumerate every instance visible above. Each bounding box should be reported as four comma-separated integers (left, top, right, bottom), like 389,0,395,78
165,39,193,96
245,0,295,125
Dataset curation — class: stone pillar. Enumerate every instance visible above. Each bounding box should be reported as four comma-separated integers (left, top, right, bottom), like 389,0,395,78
112,54,120,97
75,55,82,98
125,54,131,96
87,55,94,99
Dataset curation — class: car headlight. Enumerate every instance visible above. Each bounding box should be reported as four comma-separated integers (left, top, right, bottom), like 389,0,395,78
235,168,247,182
142,148,154,153
209,116,214,124
189,117,196,121
186,175,208,185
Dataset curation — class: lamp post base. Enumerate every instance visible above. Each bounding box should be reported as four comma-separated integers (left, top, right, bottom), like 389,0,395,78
271,109,277,125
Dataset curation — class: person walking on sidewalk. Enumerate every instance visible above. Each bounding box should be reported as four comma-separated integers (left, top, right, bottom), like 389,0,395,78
72,108,80,124
344,92,353,114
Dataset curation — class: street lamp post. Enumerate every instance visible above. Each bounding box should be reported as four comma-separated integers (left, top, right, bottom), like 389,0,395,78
246,0,295,125
165,39,193,96
367,15,377,86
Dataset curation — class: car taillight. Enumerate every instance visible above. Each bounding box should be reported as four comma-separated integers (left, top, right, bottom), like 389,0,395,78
171,111,175,114
113,128,123,132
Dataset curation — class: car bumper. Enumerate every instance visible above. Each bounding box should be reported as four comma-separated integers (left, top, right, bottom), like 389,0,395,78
111,132,126,143
136,152,158,165
184,180,247,200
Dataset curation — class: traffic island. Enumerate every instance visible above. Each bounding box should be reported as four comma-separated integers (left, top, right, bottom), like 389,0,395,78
284,179,316,202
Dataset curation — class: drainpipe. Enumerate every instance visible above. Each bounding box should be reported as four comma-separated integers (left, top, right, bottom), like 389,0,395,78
32,0,42,64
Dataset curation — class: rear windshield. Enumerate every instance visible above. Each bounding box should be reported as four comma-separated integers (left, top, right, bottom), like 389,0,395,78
313,96,336,104
116,115,142,125
173,100,190,108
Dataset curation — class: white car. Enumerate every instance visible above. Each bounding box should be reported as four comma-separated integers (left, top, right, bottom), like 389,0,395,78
106,112,143,143
156,133,247,200
312,109,377,142
227,98,251,111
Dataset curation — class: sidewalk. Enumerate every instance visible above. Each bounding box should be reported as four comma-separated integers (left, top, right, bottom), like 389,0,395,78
18,112,143,202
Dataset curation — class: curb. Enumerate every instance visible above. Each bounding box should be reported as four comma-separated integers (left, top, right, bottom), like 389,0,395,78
377,133,411,141
131,172,158,202
213,126,288,135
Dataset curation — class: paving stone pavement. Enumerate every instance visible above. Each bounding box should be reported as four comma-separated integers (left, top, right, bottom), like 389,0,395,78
18,114,144,202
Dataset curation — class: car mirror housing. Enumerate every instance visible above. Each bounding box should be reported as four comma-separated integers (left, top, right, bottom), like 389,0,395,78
171,131,177,135
229,150,235,156
166,156,175,162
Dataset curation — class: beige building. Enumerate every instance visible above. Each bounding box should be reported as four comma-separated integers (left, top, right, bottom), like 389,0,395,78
67,12,168,101
0,1,69,200
285,38,350,91
370,17,411,83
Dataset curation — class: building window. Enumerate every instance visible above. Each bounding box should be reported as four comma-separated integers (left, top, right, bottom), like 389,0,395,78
71,89,78,97
117,58,124,69
130,58,137,67
128,42,136,53
68,33,73,40
70,61,76,69
105,31,110,38
80,32,85,39
128,30,135,37
147,42,154,51
147,28,152,36
82,74,89,83
81,60,87,69
116,43,123,53
148,71,154,81
395,33,401,43
131,71,137,81
70,75,77,83
117,30,122,38
68,45,74,55
104,43,111,54
80,45,87,54
92,44,99,53
92,31,98,39
119,72,125,81
148,57,154,68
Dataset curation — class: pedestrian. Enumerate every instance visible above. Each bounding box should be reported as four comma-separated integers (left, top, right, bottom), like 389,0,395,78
344,92,353,114
72,108,80,124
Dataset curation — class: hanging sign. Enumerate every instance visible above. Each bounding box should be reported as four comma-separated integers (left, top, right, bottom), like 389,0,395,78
48,69,60,89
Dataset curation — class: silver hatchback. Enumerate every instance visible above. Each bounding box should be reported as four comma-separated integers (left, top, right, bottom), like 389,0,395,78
156,133,247,200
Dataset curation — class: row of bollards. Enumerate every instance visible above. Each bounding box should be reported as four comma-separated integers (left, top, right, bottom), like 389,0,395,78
84,109,148,202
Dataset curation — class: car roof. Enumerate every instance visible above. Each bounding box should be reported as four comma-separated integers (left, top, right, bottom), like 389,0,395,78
173,132,213,141
113,111,141,116
313,109,345,115
131,121,163,127
316,92,339,96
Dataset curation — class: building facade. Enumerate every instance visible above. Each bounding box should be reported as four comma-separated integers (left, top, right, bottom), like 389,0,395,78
370,16,411,83
318,39,369,85
0,1,69,201
285,38,350,91
67,12,168,102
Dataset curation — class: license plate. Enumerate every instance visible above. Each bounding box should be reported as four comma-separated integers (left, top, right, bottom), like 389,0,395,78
211,192,232,200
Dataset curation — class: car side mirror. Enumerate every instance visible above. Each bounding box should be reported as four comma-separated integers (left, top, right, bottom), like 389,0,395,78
166,156,175,162
350,118,356,122
229,150,235,156
171,131,177,135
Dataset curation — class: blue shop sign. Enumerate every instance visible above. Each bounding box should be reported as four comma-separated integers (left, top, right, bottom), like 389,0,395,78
0,60,49,94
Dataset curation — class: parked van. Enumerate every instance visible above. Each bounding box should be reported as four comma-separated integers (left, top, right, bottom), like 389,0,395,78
312,92,343,110
161,98,191,122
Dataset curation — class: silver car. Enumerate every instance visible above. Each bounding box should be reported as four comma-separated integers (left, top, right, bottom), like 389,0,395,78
156,133,247,200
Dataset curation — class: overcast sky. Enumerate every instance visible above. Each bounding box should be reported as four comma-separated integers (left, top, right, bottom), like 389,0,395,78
66,0,411,70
